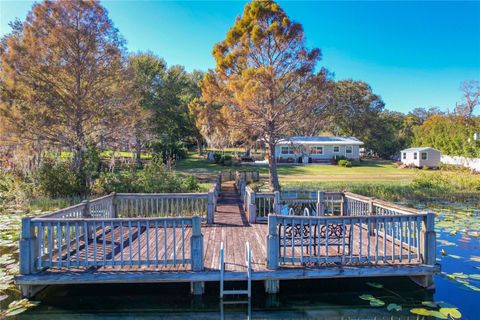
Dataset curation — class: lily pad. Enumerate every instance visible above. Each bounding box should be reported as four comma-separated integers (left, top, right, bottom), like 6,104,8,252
439,307,462,319
4,307,28,317
369,298,385,307
366,282,383,288
422,301,439,308
359,294,375,300
387,303,402,311
410,308,448,319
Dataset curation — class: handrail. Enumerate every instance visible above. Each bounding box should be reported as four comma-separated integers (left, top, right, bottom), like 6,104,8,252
267,212,435,269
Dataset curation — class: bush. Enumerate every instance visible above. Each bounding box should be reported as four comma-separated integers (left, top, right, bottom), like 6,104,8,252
338,159,352,167
0,171,34,207
34,158,83,197
220,154,233,166
92,170,138,194
93,160,200,194
333,155,347,164
213,153,222,164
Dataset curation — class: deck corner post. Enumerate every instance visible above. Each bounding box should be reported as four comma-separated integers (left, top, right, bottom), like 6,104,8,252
82,199,91,218
20,217,36,275
424,212,436,265
341,193,347,216
207,191,215,224
111,192,117,218
316,191,325,216
265,279,280,294
368,198,376,235
273,191,281,215
267,215,279,270
249,190,257,223
190,281,205,295
191,215,204,272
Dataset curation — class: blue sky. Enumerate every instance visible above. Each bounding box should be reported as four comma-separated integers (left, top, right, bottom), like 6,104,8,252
1,1,479,114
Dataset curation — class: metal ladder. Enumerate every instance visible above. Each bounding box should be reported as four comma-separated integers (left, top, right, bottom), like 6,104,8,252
219,241,252,299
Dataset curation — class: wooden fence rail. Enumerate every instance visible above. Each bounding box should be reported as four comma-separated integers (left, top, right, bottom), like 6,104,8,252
19,216,204,274
267,213,435,269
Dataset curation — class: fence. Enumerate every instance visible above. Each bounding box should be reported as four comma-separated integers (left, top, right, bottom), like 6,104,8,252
20,215,204,274
441,155,480,172
245,190,346,222
266,212,435,268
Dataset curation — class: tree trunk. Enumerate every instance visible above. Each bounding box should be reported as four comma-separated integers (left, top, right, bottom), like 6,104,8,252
267,141,280,191
134,128,142,167
197,138,203,155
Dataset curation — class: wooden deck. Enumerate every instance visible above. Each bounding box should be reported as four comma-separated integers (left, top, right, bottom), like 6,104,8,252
15,178,439,298
20,183,430,275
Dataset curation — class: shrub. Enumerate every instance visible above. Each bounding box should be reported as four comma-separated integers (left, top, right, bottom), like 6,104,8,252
338,159,352,167
333,155,347,164
34,158,83,197
92,170,138,194
220,154,233,166
93,160,200,194
213,153,222,164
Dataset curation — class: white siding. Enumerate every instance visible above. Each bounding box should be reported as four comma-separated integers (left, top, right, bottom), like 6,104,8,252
274,144,360,162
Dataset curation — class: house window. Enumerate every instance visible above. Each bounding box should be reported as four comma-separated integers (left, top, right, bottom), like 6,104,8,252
414,152,418,160
421,152,428,160
311,146,323,154
403,152,406,160
281,146,293,155
346,146,352,154
333,146,340,153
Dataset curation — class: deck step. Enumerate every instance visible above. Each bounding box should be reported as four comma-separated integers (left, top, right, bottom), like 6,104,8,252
222,290,249,295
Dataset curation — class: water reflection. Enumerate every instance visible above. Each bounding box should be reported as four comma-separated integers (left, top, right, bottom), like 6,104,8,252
19,278,433,319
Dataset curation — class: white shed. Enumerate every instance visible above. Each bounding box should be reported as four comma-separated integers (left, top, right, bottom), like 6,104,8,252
401,147,441,168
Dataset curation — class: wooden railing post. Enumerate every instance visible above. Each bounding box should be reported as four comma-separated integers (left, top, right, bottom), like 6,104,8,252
369,198,375,235
249,189,257,223
341,193,347,216
190,216,204,271
111,192,117,218
81,200,93,240
316,191,325,216
267,215,279,270
422,212,436,265
273,191,281,215
19,218,36,275
207,191,215,224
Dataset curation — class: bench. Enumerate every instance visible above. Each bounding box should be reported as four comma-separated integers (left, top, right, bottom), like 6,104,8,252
278,223,352,256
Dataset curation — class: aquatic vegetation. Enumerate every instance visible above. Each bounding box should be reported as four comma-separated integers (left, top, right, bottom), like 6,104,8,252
0,298,39,317
410,302,462,319
358,294,385,307
365,282,383,288
386,303,402,311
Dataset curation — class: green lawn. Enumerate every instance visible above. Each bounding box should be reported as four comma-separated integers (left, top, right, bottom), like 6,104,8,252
176,154,425,185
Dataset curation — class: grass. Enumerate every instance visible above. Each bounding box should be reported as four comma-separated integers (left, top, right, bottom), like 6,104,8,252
176,153,425,184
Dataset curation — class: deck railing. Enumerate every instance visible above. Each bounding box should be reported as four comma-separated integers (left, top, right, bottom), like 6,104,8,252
20,215,204,274
266,213,435,268
266,194,436,269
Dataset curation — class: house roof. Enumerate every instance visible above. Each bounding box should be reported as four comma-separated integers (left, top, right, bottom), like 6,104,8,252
401,147,441,153
277,136,364,146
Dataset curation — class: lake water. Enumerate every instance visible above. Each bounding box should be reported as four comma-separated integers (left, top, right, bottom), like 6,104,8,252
4,201,480,319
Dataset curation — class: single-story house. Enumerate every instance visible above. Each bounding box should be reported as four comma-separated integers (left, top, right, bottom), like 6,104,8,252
275,136,364,164
400,147,441,168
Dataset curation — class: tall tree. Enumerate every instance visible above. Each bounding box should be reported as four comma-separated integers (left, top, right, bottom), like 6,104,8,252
0,0,127,190
128,53,166,165
327,80,385,140
455,80,480,117
201,0,326,190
